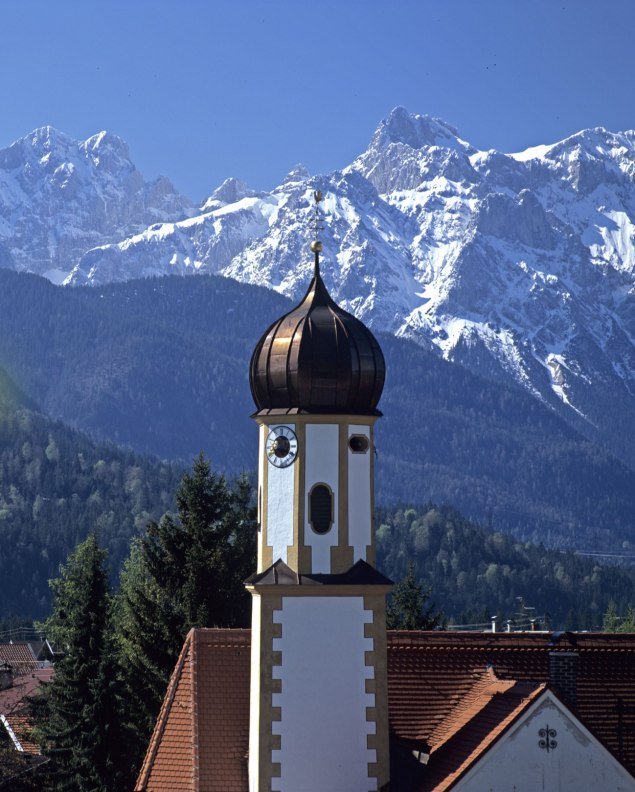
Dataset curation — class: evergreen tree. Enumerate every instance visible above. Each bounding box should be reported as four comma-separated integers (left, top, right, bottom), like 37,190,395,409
113,454,256,777
386,561,442,630
35,534,123,792
603,600,621,632
621,606,635,632
114,541,183,750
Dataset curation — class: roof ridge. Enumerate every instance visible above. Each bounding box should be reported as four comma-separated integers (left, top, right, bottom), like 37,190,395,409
135,631,194,791
426,669,520,750
192,627,251,648
421,684,548,791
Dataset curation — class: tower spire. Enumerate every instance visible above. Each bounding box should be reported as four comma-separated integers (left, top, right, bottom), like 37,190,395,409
310,189,324,278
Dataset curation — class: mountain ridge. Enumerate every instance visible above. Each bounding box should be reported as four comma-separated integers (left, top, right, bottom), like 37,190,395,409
1,109,634,470
0,269,634,554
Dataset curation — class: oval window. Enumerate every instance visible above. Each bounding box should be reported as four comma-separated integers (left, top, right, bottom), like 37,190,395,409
309,484,333,535
349,434,370,454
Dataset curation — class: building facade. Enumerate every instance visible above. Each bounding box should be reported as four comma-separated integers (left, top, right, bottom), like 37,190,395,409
246,193,391,792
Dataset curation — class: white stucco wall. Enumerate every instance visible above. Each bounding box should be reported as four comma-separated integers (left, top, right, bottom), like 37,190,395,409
455,693,635,792
265,424,295,565
348,424,372,563
304,424,339,573
257,425,265,570
271,596,377,792
248,594,262,792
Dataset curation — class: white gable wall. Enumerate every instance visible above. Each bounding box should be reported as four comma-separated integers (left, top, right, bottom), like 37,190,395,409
454,691,635,792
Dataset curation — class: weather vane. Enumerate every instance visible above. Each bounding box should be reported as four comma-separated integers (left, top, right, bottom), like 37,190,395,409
310,190,324,254
309,190,324,277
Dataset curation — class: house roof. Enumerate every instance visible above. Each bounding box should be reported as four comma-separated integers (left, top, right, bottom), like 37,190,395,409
0,642,39,675
136,629,250,792
1,713,41,754
0,667,53,716
413,674,546,791
136,630,635,792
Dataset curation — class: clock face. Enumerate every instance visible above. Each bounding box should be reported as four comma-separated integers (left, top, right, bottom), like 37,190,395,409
266,425,298,468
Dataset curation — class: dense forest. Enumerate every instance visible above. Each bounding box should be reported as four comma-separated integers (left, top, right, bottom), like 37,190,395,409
376,505,635,629
0,269,634,552
0,368,180,616
2,364,635,624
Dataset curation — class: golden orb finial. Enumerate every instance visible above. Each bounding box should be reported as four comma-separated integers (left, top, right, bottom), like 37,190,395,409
310,240,323,253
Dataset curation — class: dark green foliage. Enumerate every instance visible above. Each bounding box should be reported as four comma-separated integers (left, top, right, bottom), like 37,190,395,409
0,368,180,618
386,561,442,630
113,454,256,776
377,505,635,629
35,535,123,792
0,269,633,555
0,728,45,790
603,602,635,632
141,454,255,630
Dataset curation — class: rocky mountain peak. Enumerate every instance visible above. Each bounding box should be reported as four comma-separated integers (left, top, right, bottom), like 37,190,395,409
0,126,191,282
370,106,474,154
201,177,255,211
82,130,132,171
1,114,634,466
281,163,311,186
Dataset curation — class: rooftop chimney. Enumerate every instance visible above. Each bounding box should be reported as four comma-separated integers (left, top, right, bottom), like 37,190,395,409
549,651,578,706
0,663,13,691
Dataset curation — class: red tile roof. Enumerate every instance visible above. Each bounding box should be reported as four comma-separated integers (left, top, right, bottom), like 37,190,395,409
0,666,53,765
387,631,635,789
0,667,54,716
417,674,545,791
1,713,41,754
0,642,39,675
136,629,250,792
137,630,635,791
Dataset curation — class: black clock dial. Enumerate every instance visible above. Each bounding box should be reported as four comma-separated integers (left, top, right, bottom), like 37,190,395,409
266,426,298,468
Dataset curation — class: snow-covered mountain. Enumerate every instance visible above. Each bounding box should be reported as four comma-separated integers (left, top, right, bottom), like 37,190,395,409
0,126,192,283
1,110,634,465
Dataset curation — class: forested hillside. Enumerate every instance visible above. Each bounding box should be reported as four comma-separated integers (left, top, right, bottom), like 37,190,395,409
377,505,635,629
1,362,635,624
0,270,634,553
0,368,180,616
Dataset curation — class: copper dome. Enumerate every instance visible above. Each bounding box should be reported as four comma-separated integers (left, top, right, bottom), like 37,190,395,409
250,253,385,415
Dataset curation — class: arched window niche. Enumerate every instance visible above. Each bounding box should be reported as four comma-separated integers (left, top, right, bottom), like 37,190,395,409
309,483,334,535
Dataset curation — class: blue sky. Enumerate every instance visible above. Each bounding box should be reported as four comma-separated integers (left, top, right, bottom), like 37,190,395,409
2,0,634,200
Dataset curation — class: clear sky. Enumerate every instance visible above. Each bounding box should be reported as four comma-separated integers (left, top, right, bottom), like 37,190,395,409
2,0,634,200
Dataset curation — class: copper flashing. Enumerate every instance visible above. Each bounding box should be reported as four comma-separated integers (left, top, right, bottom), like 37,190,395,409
245,558,393,587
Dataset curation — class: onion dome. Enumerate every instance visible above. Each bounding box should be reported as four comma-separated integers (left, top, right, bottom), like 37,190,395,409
250,194,385,415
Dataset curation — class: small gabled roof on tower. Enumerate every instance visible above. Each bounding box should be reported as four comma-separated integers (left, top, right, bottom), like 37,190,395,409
249,192,385,416
245,558,393,587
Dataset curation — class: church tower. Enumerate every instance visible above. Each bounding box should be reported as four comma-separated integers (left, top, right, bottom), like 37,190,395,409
246,192,391,792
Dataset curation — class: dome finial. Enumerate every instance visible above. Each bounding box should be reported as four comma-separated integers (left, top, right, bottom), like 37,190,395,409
309,190,324,278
